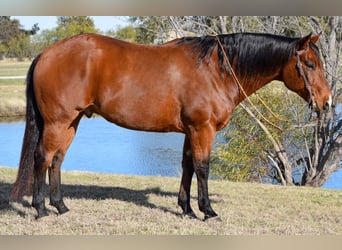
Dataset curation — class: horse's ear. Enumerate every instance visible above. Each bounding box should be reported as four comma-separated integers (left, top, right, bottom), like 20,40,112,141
296,33,312,51
310,34,320,44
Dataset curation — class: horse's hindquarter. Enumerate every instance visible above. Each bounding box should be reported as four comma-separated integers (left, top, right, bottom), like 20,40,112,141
33,35,102,123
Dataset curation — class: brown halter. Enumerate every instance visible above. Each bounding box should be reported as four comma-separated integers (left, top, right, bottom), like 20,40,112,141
295,50,316,112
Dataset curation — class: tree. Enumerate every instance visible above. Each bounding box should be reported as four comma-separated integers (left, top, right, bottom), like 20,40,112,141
30,16,100,56
129,16,172,44
129,16,224,43
7,33,31,60
131,16,342,187
210,82,300,183
53,16,99,40
0,16,39,59
0,17,21,45
106,25,137,42
299,16,342,186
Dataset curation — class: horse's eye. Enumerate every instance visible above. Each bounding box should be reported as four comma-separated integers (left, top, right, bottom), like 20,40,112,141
305,60,315,69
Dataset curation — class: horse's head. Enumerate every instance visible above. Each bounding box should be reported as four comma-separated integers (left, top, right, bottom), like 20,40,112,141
282,34,332,116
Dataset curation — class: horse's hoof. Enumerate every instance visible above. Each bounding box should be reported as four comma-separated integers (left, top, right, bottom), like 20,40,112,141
182,211,198,220
57,205,69,215
203,210,219,221
50,201,69,215
204,215,222,222
36,210,49,220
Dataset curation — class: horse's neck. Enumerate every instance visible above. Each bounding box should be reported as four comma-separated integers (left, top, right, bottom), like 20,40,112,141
236,72,280,104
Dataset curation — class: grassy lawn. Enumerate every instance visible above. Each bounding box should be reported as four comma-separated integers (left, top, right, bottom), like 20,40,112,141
0,60,30,77
0,84,25,117
1,166,342,235
0,61,29,118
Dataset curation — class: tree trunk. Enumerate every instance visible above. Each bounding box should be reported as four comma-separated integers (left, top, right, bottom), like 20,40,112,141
219,16,228,34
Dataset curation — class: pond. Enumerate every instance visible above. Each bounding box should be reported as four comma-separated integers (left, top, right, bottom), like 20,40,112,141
0,116,341,189
0,117,184,177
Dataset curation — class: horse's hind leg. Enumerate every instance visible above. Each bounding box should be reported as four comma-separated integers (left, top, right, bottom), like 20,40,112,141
48,152,69,215
32,117,80,218
32,127,61,218
48,116,82,215
32,143,50,218
178,135,196,218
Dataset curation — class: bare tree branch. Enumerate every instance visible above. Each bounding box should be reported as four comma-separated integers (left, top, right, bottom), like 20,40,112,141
240,103,293,185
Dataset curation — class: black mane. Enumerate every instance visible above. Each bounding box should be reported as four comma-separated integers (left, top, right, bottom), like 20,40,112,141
177,33,300,77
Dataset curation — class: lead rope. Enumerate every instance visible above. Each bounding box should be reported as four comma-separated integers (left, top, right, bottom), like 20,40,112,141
215,36,285,131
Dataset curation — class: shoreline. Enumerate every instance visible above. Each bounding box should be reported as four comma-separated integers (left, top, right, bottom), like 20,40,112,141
2,165,341,191
0,115,25,122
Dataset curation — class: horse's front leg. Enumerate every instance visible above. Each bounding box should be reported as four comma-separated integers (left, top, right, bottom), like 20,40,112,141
32,145,50,218
189,124,218,220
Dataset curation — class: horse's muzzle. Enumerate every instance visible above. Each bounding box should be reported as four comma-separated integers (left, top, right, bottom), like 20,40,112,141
323,95,333,112
309,95,333,120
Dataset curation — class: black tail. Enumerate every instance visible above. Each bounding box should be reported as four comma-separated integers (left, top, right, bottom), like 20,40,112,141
9,55,43,202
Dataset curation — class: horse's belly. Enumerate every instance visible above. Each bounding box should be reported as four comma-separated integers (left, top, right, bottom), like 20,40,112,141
99,97,183,133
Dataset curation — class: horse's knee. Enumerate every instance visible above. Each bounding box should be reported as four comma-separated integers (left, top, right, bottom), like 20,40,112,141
194,162,210,179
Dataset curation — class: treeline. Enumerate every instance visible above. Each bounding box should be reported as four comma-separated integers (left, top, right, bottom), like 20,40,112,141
0,16,102,60
0,16,38,59
0,16,165,60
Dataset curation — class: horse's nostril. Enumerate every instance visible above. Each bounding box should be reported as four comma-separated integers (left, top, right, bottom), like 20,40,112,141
324,101,330,111
324,95,333,111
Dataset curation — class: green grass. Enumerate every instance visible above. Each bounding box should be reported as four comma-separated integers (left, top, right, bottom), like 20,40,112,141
0,61,28,118
0,79,25,86
1,166,342,235
0,85,26,118
0,61,30,77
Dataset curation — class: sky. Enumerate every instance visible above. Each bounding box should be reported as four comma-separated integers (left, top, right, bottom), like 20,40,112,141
12,16,130,32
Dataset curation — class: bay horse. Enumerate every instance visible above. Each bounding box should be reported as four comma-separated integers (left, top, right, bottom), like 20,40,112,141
10,32,332,220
